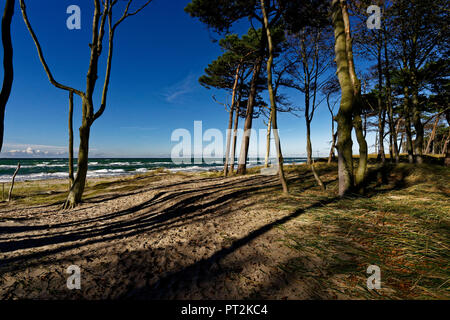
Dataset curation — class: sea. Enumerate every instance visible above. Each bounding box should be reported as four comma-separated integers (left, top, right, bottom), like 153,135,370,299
0,158,307,182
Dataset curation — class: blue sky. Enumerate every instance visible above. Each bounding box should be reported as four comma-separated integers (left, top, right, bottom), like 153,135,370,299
1,0,377,158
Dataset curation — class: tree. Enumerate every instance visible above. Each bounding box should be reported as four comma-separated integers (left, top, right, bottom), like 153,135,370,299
186,0,265,175
322,77,339,163
390,0,448,163
331,0,368,196
68,90,74,187
260,0,288,193
199,31,259,176
286,27,333,165
186,0,292,192
0,0,14,152
263,54,296,168
20,0,152,208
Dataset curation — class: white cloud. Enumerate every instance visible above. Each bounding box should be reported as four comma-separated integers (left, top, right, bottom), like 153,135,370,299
162,73,197,103
1,143,67,158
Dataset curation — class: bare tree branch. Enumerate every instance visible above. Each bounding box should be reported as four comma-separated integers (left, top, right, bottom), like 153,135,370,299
113,0,153,31
19,0,84,97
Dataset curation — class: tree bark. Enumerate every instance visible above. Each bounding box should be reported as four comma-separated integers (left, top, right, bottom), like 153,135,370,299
332,0,354,196
7,162,20,202
305,104,313,166
68,91,74,187
327,94,337,164
341,0,367,192
403,85,415,164
411,72,424,163
425,116,439,154
377,35,386,164
261,0,288,194
229,94,241,174
328,131,337,164
65,114,91,208
0,0,14,152
237,58,263,174
224,65,241,176
383,26,399,163
353,109,368,192
264,108,272,168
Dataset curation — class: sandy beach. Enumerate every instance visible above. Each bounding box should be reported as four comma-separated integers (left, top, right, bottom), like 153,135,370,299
0,164,448,300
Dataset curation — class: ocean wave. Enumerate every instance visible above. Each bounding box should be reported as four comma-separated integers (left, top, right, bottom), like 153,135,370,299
0,172,68,182
168,165,223,173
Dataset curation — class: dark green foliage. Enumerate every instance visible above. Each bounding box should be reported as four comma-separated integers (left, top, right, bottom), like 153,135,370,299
185,0,258,33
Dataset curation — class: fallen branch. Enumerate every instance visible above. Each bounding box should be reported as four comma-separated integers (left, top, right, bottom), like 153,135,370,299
8,162,20,202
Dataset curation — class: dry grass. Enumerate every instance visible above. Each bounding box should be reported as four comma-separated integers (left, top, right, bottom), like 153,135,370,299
274,163,449,299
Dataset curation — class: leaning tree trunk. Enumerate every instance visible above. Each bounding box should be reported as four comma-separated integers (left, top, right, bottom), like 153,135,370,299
332,0,354,196
261,0,288,194
64,116,91,209
327,95,337,164
426,116,439,154
0,0,14,152
264,108,272,168
68,91,75,187
377,39,386,164
306,102,325,189
403,86,415,164
383,29,399,163
229,94,241,174
7,162,20,202
223,106,234,176
237,58,263,174
341,0,367,193
411,73,424,164
305,96,313,166
224,65,241,176
328,131,337,164
353,103,368,193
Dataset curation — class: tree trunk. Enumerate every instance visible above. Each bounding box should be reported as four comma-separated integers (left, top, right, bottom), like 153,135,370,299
377,38,386,164
403,86,415,163
261,0,288,194
224,65,241,176
354,108,368,192
311,160,326,191
229,95,241,174
328,130,337,164
442,132,449,159
411,74,424,163
303,79,313,165
332,0,354,196
305,109,313,166
237,58,263,175
0,0,14,152
425,116,439,154
68,91,74,187
64,116,90,209
399,132,404,154
383,29,399,163
7,162,20,202
327,95,336,164
264,108,272,168
342,0,367,193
